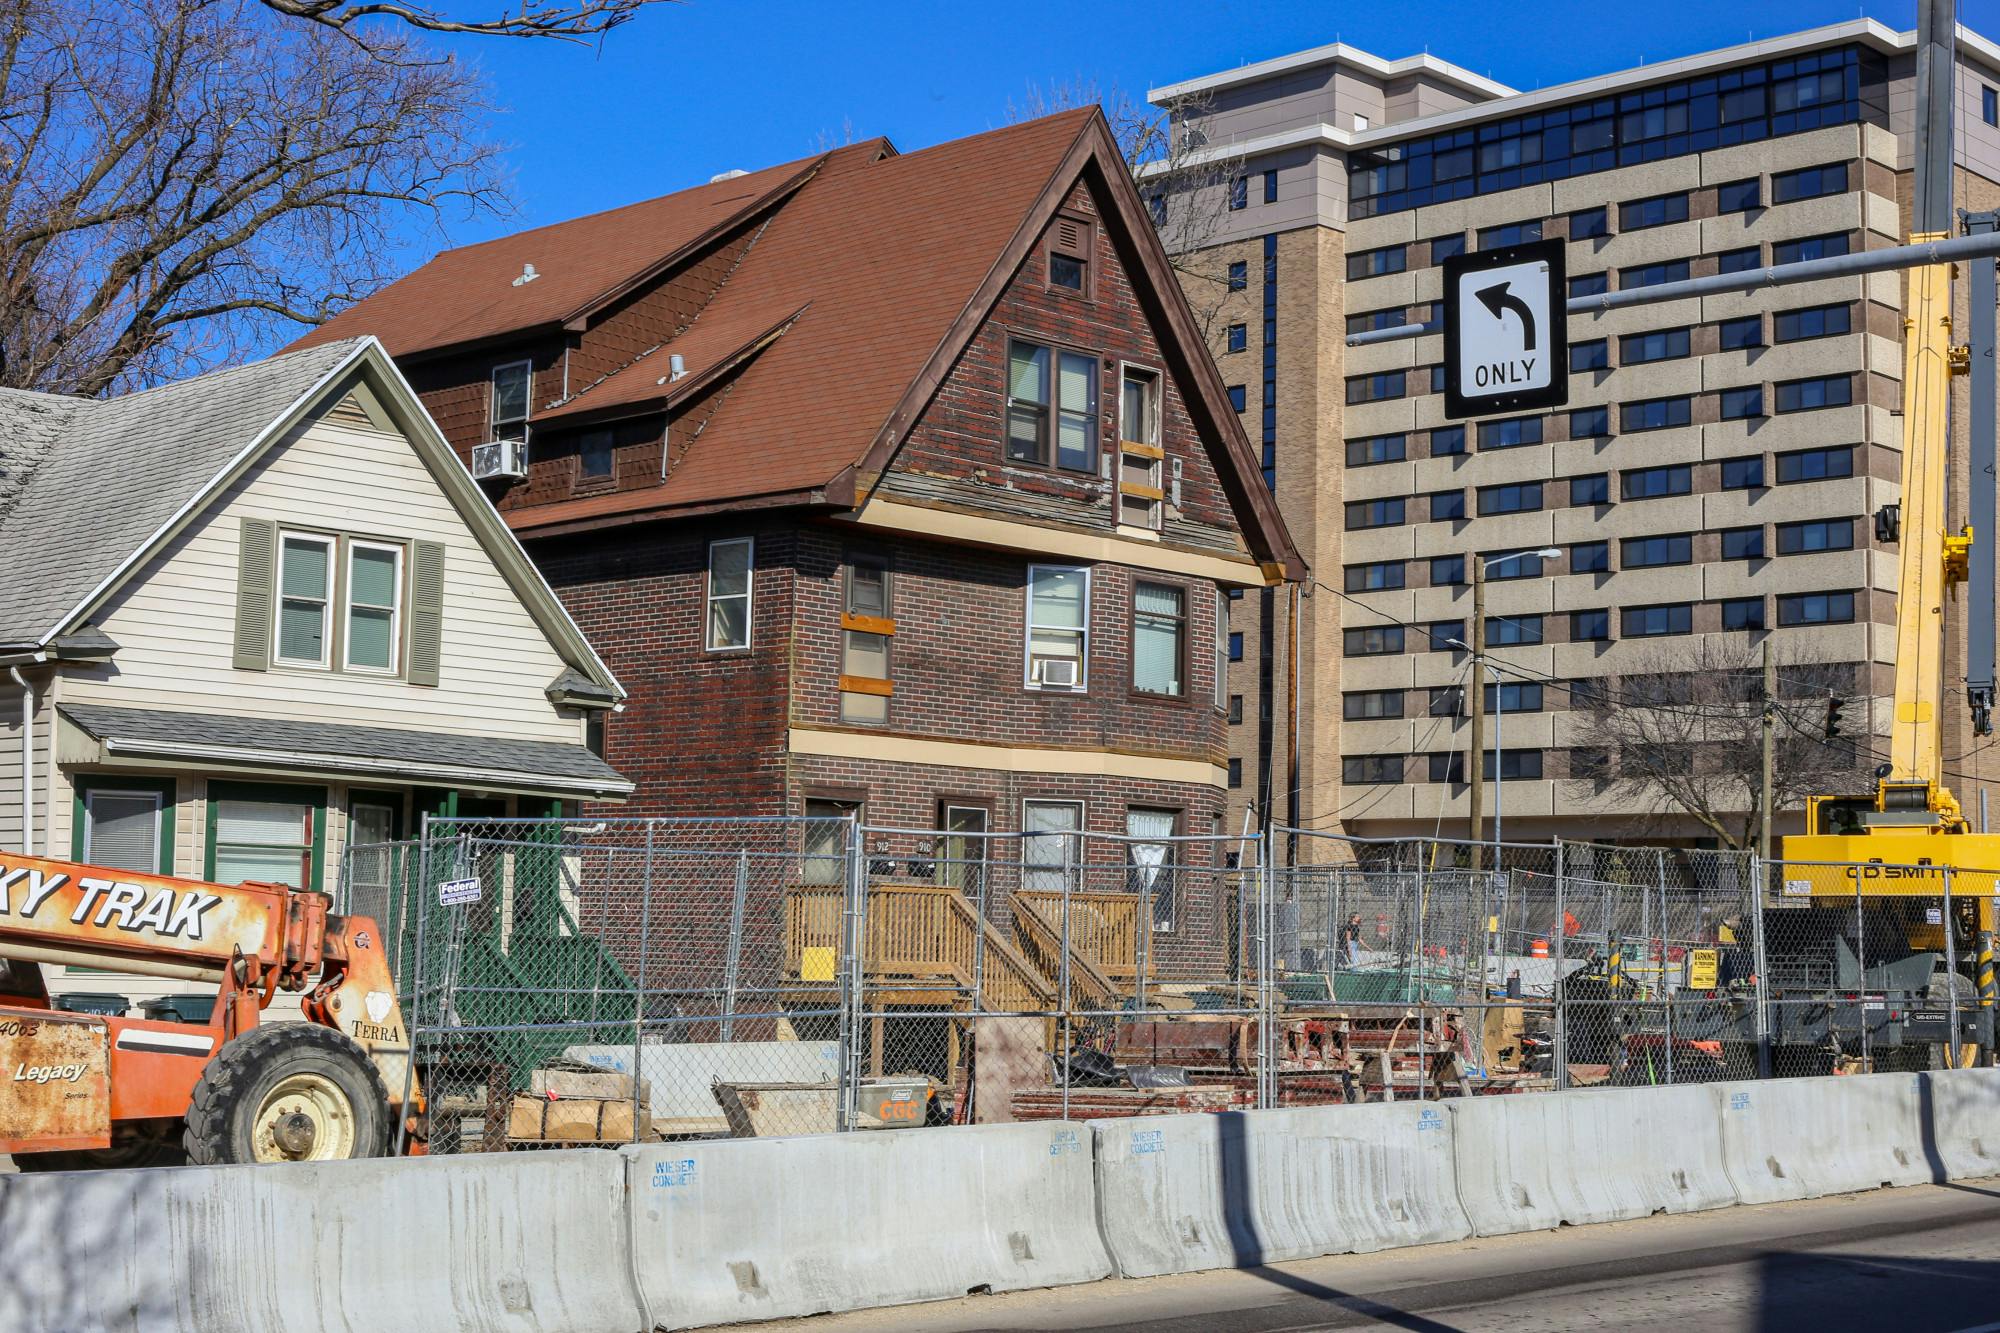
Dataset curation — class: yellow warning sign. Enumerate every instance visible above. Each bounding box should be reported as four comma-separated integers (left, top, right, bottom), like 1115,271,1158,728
1686,948,1719,990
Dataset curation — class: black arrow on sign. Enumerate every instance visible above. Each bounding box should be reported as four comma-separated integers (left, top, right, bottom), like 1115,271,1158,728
1475,281,1538,351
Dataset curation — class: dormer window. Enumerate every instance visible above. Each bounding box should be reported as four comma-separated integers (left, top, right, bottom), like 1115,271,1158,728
1047,214,1092,296
490,361,531,441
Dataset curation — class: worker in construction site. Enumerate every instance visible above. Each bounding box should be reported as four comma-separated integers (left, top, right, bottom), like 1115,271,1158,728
1341,913,1363,966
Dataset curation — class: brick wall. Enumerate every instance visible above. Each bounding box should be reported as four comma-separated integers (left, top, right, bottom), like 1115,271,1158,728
529,517,796,817
790,526,1227,761
890,179,1236,534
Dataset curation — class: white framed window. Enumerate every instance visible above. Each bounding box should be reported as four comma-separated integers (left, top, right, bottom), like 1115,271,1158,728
490,360,532,440
344,540,404,674
1022,799,1083,893
706,537,754,651
83,789,164,874
1025,564,1089,691
276,531,334,667
1118,367,1165,531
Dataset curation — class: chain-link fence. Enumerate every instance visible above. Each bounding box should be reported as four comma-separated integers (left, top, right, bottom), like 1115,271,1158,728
337,818,2000,1153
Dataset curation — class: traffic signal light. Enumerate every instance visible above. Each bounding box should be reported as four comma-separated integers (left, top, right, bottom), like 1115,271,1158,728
1824,693,1845,739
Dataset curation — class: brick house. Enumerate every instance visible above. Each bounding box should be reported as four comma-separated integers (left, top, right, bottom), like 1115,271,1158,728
298,110,1301,964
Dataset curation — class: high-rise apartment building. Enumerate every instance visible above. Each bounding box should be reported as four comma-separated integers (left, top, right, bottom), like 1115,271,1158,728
1150,19,2000,845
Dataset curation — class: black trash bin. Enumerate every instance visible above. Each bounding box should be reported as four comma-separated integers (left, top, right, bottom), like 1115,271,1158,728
52,992,129,1017
140,994,218,1025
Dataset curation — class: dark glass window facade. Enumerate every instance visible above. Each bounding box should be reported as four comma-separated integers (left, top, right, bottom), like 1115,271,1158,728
1349,46,1879,218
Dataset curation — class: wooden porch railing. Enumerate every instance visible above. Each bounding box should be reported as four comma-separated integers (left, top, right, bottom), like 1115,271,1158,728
1013,889,1155,982
782,883,1053,1013
1010,894,1122,1012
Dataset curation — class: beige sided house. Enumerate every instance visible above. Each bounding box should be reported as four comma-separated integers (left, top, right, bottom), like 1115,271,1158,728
0,337,628,1012
1149,19,2000,844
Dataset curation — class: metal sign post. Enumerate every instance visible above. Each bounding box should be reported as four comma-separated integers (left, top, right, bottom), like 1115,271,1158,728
1441,238,1568,420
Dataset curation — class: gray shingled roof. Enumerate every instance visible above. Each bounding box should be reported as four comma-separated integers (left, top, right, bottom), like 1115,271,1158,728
0,340,367,645
0,388,83,522
62,703,632,796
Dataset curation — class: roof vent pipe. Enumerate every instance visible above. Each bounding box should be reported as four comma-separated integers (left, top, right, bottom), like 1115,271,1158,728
708,169,749,183
669,354,687,381
512,263,540,287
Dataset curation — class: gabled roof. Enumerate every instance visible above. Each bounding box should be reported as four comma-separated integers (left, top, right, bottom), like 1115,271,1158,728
0,341,362,647
297,155,824,358
0,340,624,706
306,111,1302,577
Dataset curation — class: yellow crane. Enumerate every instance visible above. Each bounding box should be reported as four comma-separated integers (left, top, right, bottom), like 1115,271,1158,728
1780,0,1998,1068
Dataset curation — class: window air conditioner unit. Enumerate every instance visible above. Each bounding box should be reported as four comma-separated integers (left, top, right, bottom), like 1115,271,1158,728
471,438,527,480
1035,658,1079,688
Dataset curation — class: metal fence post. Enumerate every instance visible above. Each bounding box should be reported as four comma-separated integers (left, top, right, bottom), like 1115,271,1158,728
1657,849,1673,1087
1751,853,1772,1079
394,815,433,1156
1260,825,1275,1109
631,821,655,1144
1414,845,1427,1102
1945,866,1960,1068
1059,832,1074,1123
836,816,864,1132
720,847,749,1041
1856,871,1870,1071
1553,841,1568,1091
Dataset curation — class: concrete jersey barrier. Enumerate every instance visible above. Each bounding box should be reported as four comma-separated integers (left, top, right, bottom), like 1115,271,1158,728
624,1120,1111,1328
1089,1102,1471,1279
1916,1067,2000,1179
1451,1084,1735,1235
0,1151,641,1333
1718,1073,1938,1204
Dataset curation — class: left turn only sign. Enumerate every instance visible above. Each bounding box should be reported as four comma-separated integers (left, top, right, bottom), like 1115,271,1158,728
1441,238,1568,420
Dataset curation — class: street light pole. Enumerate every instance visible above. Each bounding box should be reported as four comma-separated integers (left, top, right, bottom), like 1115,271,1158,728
1458,547,1561,860
1467,560,1486,855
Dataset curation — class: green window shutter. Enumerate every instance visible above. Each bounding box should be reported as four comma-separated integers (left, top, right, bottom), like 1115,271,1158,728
233,518,276,671
408,540,445,687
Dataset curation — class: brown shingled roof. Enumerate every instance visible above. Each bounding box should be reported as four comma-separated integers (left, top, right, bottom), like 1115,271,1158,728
308,110,1301,576
294,155,823,358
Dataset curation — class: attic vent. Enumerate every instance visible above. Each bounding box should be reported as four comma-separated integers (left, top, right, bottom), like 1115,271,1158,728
1055,219,1083,252
512,263,540,287
709,168,749,183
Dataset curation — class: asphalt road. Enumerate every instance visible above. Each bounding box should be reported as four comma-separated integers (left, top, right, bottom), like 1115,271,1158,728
732,1177,2000,1332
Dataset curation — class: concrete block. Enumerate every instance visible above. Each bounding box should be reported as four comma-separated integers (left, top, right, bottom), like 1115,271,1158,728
567,1041,840,1134
624,1120,1110,1327
1089,1103,1470,1279
0,1151,642,1333
1718,1073,1937,1204
1452,1084,1734,1235
1919,1068,2000,1180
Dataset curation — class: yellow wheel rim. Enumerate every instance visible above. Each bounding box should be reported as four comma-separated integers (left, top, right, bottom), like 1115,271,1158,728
251,1072,358,1162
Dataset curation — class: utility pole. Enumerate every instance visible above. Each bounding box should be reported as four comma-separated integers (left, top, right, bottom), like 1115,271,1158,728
1466,560,1486,859
1759,637,1775,866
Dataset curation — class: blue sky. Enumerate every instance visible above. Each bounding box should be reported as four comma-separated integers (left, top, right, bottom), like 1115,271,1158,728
422,1,1981,250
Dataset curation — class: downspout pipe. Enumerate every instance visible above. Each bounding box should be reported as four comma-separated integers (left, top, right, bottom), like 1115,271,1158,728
7,665,32,857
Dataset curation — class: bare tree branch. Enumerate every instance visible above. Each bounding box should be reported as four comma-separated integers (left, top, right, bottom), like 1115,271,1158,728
1561,638,1876,849
256,0,671,43
0,0,508,395
1005,80,1246,338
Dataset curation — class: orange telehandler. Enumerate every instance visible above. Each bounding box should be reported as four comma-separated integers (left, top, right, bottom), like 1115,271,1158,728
0,849,423,1168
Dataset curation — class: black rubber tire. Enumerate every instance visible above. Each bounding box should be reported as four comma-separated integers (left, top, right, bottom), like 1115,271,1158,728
184,1024,390,1165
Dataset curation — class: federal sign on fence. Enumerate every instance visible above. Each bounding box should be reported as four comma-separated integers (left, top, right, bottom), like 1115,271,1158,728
1442,237,1567,419
438,875,481,906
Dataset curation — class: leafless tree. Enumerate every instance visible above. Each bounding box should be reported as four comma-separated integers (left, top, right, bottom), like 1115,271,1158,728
0,0,506,396
256,0,671,43
1005,80,1245,335
1561,638,1876,849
